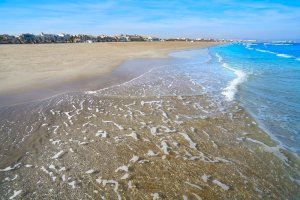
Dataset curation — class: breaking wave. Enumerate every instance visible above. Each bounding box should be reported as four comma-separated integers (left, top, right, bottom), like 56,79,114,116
244,44,299,60
216,53,247,101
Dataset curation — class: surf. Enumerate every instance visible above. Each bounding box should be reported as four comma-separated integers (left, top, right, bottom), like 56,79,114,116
216,53,247,101
244,43,299,61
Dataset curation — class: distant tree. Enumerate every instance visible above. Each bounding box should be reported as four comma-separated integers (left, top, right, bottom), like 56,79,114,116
69,36,75,43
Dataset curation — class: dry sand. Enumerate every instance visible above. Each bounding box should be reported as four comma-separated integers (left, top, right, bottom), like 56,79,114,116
0,41,218,95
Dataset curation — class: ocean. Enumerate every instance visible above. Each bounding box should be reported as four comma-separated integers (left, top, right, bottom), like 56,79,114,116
169,42,300,154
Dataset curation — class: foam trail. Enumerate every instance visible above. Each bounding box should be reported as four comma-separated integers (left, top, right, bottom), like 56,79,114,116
244,44,300,61
272,43,292,46
216,53,247,101
244,43,254,50
276,54,293,58
254,48,296,59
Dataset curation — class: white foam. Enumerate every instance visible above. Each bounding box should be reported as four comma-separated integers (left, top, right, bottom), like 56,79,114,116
216,54,247,101
161,141,170,155
52,150,64,159
272,43,292,46
9,190,22,199
121,173,129,180
128,180,134,189
212,179,230,190
241,137,289,164
150,127,158,136
255,49,274,54
85,169,95,174
68,180,77,189
102,120,124,130
151,193,160,200
115,165,129,172
130,155,139,163
0,163,21,172
192,193,202,200
178,132,197,149
254,48,296,60
244,43,254,50
201,174,211,182
96,130,108,138
276,53,293,58
146,150,158,157
127,132,138,140
96,177,121,200
49,164,56,170
244,43,296,59
185,181,202,190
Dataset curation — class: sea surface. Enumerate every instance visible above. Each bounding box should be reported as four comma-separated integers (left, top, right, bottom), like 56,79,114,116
169,42,300,153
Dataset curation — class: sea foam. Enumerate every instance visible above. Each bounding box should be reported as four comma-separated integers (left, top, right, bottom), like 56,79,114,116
216,53,247,101
253,48,296,60
243,43,298,60
276,53,293,58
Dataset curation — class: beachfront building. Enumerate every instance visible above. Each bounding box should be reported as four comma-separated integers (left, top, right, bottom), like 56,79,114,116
97,35,118,42
117,35,130,42
0,34,21,44
143,36,161,41
0,33,167,44
71,34,97,43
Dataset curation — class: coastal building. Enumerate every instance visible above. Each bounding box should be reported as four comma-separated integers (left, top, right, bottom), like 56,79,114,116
143,36,161,41
117,35,130,42
127,34,145,41
18,34,37,44
97,35,118,42
0,34,21,44
0,33,218,44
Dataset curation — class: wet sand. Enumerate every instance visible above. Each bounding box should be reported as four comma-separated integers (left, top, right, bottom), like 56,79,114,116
0,41,218,107
0,44,299,199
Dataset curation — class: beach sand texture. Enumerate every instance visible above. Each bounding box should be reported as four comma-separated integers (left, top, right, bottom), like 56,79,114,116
0,42,299,199
0,41,217,94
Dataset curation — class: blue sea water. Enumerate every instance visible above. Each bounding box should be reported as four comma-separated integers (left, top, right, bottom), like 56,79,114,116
170,43,300,153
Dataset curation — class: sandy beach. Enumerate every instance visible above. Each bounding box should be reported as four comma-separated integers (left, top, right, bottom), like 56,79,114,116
0,42,299,199
0,41,219,107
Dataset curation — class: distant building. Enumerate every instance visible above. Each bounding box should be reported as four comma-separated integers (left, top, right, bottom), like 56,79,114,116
18,34,37,44
0,34,20,44
117,35,130,42
0,32,219,44
97,35,118,42
143,36,161,42
127,34,145,42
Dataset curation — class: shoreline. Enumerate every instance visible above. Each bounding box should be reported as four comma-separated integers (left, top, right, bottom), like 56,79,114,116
0,41,221,107
0,80,299,199
1,42,296,157
0,43,299,199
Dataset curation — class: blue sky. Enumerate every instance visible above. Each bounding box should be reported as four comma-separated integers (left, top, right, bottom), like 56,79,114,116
1,0,300,40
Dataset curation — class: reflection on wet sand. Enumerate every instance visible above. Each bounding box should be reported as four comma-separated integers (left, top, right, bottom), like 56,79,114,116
0,52,299,199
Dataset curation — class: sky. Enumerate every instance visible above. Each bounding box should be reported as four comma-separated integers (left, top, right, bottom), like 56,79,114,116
1,0,300,40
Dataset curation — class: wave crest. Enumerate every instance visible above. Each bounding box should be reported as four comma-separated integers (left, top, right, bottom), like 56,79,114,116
216,53,247,101
244,44,299,61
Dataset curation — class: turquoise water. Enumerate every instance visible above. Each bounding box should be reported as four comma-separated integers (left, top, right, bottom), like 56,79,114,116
171,43,300,153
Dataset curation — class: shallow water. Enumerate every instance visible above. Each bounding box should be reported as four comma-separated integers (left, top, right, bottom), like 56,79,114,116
2,43,298,154
1,45,299,199
167,44,300,154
